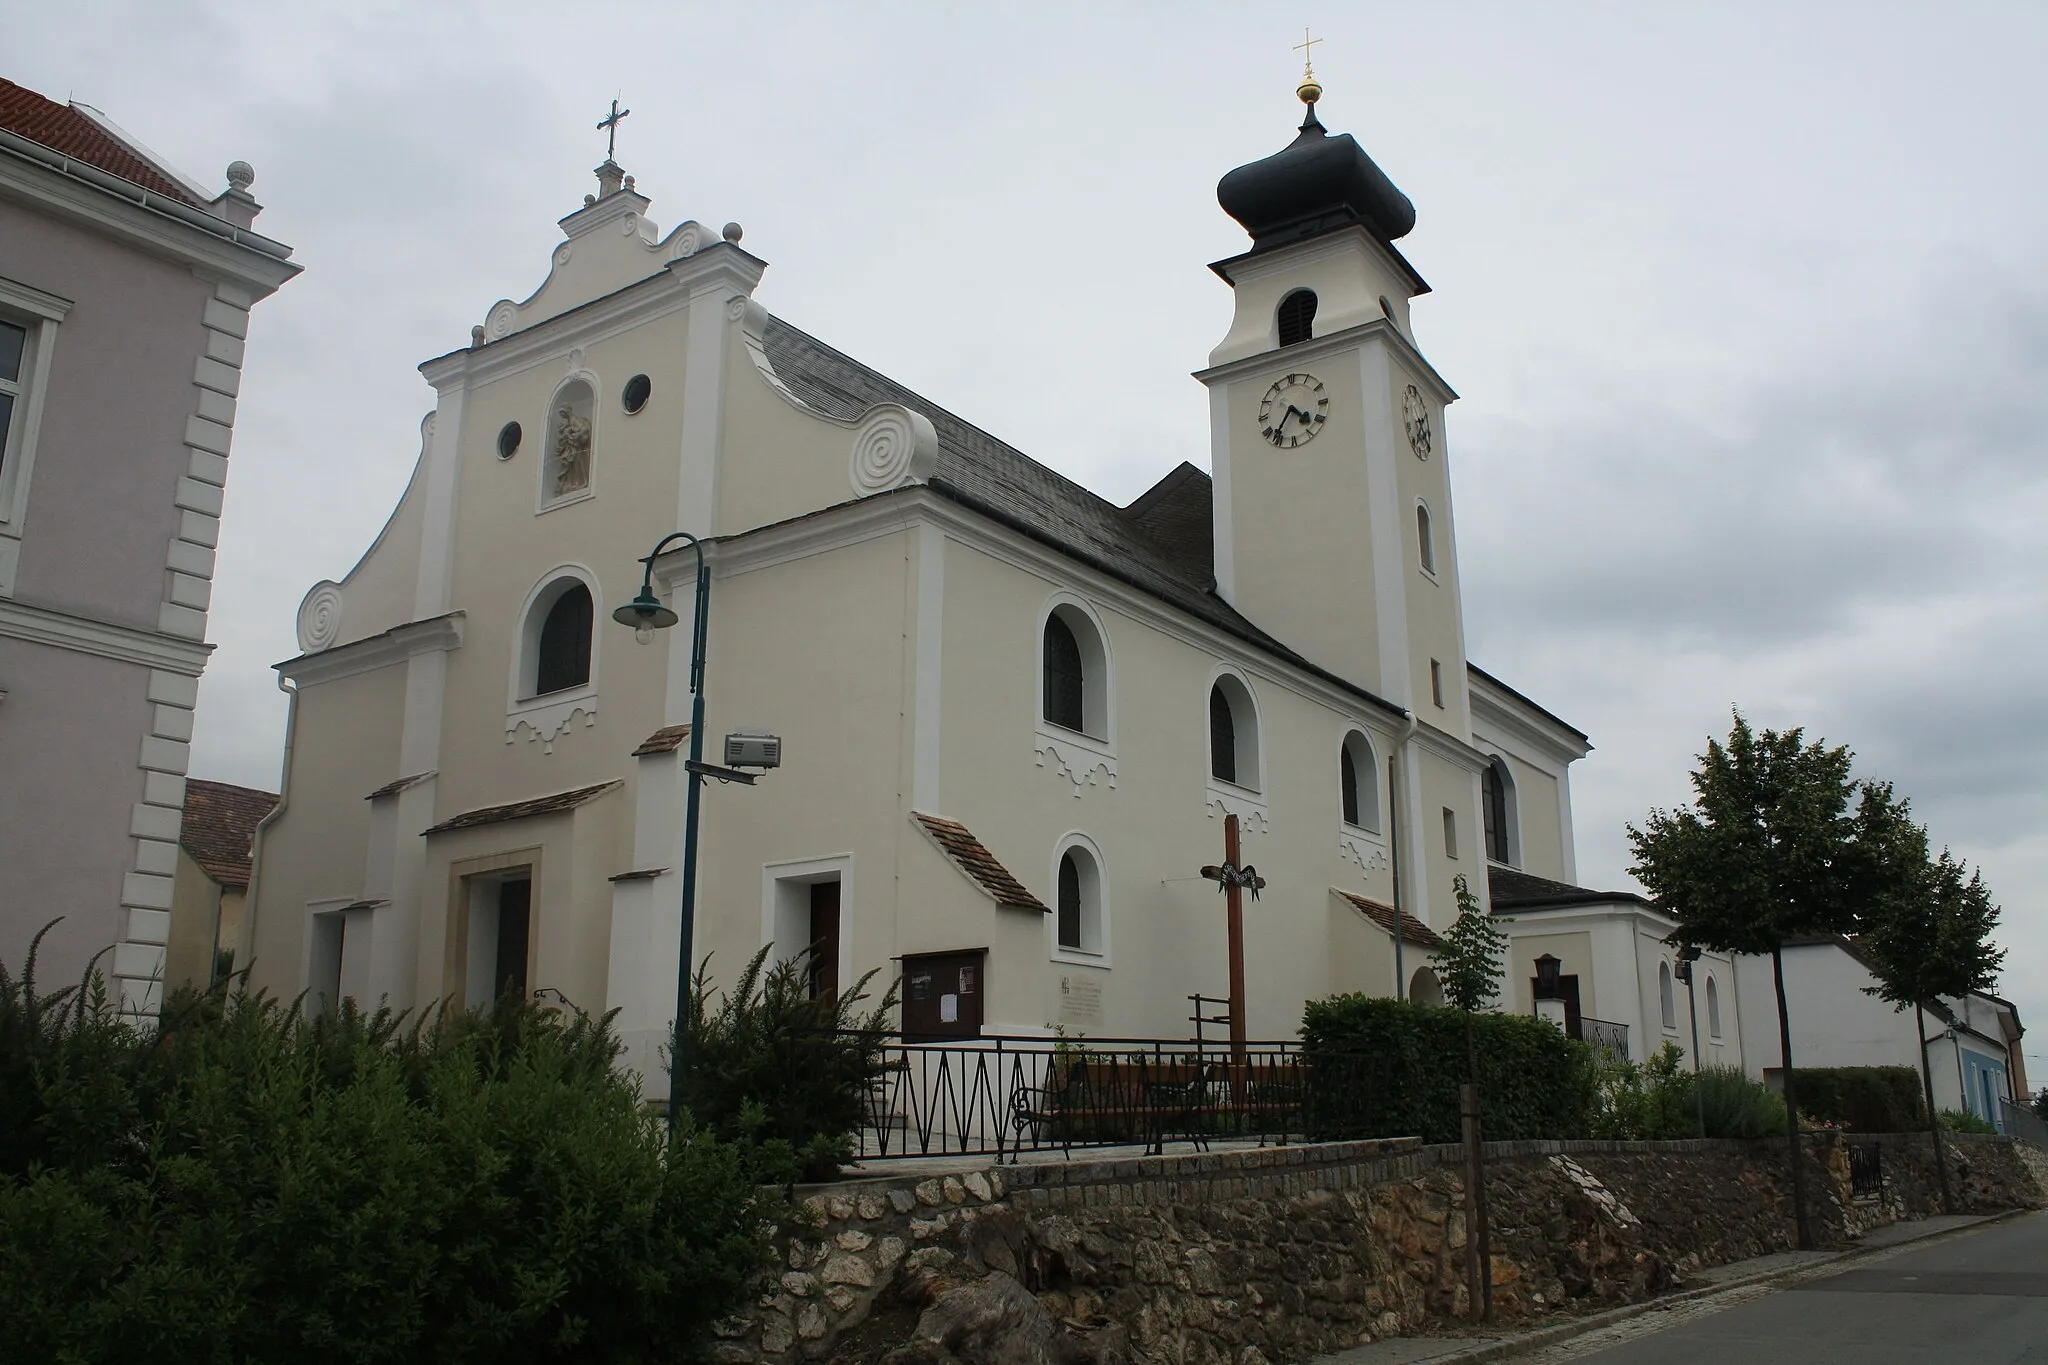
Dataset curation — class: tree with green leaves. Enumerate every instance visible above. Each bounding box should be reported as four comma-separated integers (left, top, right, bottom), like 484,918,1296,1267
1627,713,1869,1250
1436,873,1511,1320
1856,806,2005,1214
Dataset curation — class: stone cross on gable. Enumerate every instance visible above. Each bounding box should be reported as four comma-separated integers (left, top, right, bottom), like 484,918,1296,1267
1200,812,1266,1061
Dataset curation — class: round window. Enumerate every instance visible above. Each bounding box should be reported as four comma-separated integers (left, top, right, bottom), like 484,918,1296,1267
622,373,652,414
496,421,522,459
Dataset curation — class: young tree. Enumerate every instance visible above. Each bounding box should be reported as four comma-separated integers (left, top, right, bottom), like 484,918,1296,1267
1857,813,2005,1214
1627,713,1861,1249
1436,873,1511,1320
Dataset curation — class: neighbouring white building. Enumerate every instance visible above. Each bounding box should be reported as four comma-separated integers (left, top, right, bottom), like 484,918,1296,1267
244,75,1674,1093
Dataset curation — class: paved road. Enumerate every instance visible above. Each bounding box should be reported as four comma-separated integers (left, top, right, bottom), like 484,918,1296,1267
1536,1211,2048,1364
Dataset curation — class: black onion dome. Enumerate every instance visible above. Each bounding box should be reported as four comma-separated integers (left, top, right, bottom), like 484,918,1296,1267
1217,103,1415,253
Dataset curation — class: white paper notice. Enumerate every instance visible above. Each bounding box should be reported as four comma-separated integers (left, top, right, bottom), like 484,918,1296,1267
940,993,959,1023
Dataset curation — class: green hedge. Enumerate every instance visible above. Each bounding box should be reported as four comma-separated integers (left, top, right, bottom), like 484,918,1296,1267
1300,995,1598,1143
0,932,780,1364
1794,1066,1927,1132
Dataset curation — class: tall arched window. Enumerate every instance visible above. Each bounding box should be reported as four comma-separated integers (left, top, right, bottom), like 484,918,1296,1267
1037,600,1111,741
1052,838,1106,958
1706,976,1722,1040
1416,502,1436,575
1659,961,1677,1030
1210,686,1236,784
534,583,593,695
1340,730,1381,831
1482,759,1515,865
1277,289,1318,347
1043,615,1085,732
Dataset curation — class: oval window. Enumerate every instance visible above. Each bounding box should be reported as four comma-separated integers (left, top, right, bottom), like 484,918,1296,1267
622,373,652,414
496,421,522,459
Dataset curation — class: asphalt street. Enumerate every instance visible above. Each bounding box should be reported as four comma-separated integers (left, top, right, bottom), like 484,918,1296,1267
1542,1211,2048,1364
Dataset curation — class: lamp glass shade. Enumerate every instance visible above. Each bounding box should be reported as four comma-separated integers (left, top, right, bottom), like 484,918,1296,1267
612,595,680,631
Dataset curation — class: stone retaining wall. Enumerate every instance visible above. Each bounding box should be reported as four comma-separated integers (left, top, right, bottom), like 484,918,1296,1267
711,1132,2043,1365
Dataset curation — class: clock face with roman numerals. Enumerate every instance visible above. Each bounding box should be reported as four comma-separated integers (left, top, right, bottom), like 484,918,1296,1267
1402,383,1433,459
1258,372,1329,448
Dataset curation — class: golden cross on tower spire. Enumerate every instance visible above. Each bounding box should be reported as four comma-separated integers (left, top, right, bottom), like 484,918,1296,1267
597,97,631,163
1293,27,1324,105
1293,26,1322,79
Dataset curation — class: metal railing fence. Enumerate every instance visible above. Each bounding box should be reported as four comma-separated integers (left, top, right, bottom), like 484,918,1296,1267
809,1032,1394,1164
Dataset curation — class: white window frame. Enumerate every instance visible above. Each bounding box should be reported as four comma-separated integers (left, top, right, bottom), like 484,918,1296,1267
1034,591,1117,759
506,565,602,746
1339,726,1384,836
0,277,72,597
1482,754,1521,869
1659,960,1678,1032
1415,497,1438,581
1706,974,1722,1041
1049,832,1111,967
1205,665,1265,795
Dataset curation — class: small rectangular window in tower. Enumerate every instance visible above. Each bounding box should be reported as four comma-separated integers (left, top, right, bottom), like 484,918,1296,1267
1430,659,1444,708
1442,807,1459,859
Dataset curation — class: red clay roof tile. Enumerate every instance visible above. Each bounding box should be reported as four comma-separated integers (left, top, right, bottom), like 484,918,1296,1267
0,77,204,206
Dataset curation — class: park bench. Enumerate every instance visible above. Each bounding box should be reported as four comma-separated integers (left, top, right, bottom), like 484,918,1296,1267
1007,1054,1219,1162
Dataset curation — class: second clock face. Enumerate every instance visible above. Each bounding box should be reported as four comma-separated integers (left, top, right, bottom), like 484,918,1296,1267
1258,372,1329,448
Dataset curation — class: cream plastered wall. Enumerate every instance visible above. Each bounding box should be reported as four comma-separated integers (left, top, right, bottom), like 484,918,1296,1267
165,848,223,988
1215,357,1380,689
1414,744,1482,926
1208,229,1420,368
933,529,1407,1042
1499,755,1564,882
247,663,405,993
714,316,890,538
1390,367,1468,739
650,528,939,1022
431,309,694,819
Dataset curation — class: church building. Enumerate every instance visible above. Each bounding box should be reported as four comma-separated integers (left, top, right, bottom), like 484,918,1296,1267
246,75,1606,1091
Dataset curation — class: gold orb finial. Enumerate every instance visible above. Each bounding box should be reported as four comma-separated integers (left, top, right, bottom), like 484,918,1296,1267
1293,26,1323,104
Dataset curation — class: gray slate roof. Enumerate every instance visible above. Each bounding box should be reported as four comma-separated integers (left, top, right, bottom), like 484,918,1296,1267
760,315,1405,719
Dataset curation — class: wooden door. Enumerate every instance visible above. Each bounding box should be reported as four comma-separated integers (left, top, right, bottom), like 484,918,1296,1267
808,881,841,1004
901,950,985,1041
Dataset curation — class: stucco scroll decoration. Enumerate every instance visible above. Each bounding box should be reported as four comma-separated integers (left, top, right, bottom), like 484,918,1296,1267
667,223,703,261
296,581,344,654
1035,738,1117,796
506,701,597,756
724,296,748,322
848,405,940,497
553,243,573,267
1339,830,1390,873
1203,792,1270,836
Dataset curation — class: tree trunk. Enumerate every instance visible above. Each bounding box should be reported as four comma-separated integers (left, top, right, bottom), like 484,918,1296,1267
1461,1010,1493,1321
1916,1001,1954,1215
1772,946,1814,1250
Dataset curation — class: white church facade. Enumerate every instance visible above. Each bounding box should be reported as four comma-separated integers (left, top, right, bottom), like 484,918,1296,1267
244,81,1663,1091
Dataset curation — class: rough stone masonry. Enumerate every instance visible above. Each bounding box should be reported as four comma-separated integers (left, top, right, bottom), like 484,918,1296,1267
708,1132,2044,1365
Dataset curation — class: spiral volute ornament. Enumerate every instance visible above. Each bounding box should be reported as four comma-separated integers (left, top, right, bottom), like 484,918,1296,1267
848,406,939,496
297,581,344,653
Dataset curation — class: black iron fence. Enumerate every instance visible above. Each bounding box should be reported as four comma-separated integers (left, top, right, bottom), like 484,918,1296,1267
1574,1016,1630,1063
1848,1142,1883,1198
825,1032,1393,1163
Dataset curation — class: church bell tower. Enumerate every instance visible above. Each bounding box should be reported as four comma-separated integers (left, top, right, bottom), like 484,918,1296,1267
1199,68,1469,732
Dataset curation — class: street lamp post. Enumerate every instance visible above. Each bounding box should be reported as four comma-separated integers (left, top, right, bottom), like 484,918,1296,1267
613,531,776,1139
1675,947,1706,1136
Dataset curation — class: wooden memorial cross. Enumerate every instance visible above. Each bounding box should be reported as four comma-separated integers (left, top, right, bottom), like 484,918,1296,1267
1200,812,1266,1067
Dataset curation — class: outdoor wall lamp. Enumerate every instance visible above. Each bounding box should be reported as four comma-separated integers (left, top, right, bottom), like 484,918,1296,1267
1534,954,1562,999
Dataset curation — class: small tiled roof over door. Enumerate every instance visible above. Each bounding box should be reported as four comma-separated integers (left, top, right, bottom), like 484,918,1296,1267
0,77,204,206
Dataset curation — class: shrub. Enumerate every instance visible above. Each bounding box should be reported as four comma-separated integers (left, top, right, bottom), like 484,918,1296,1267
1695,1066,1788,1138
673,944,900,1182
1592,1042,1702,1140
1793,1066,1926,1132
1939,1107,1997,1134
1300,994,1597,1143
0,926,778,1363
2035,1087,2048,1121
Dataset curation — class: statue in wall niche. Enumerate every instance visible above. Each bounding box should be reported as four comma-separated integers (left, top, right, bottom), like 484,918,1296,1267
552,405,592,496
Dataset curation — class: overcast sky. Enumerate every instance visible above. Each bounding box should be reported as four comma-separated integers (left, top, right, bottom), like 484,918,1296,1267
13,2,2044,1069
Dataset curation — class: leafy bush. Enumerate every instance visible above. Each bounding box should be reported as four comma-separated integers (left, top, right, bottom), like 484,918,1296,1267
1300,994,1597,1143
673,944,899,1182
1939,1107,1997,1134
1585,1044,1787,1141
1695,1066,1789,1138
2035,1087,2048,1121
0,926,778,1364
1794,1066,1926,1132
